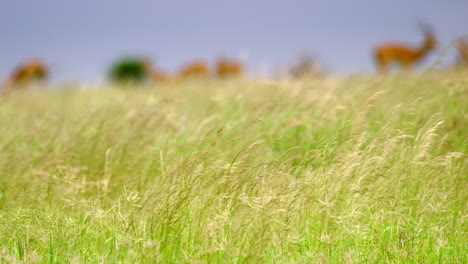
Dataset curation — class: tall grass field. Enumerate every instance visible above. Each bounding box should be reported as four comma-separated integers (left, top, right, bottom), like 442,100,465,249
0,73,466,263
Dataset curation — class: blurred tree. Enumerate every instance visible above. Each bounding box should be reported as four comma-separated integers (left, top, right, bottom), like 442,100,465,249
108,58,152,85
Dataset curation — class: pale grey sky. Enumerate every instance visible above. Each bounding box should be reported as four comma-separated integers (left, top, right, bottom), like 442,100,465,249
1,0,467,82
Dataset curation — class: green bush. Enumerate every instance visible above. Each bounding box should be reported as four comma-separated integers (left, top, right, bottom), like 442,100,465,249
108,58,150,85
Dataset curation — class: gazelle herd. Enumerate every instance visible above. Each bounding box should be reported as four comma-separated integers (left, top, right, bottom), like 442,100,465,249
148,57,244,84
1,56,244,92
2,24,468,91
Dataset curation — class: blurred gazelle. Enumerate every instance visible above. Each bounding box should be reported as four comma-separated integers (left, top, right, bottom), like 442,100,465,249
177,60,210,80
215,56,244,79
373,24,438,74
3,58,49,92
456,36,468,64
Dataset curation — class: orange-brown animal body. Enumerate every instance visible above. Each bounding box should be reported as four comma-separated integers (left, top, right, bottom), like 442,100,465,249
216,57,244,79
141,59,175,84
374,28,437,73
177,61,210,80
151,68,174,83
3,59,48,92
457,38,468,64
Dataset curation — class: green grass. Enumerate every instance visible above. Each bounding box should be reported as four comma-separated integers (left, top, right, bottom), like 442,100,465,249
0,73,466,263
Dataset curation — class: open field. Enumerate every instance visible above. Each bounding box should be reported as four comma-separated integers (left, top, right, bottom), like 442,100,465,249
0,73,466,263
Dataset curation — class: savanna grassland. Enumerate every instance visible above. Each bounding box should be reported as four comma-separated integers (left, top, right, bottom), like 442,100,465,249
0,73,466,263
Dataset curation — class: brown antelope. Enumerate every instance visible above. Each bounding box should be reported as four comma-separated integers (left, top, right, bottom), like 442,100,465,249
138,59,174,84
373,25,438,73
177,60,210,80
456,36,468,65
143,60,174,83
151,68,174,83
2,58,49,92
215,57,244,79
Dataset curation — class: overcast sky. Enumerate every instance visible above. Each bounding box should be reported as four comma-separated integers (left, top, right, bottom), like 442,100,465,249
1,0,467,82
